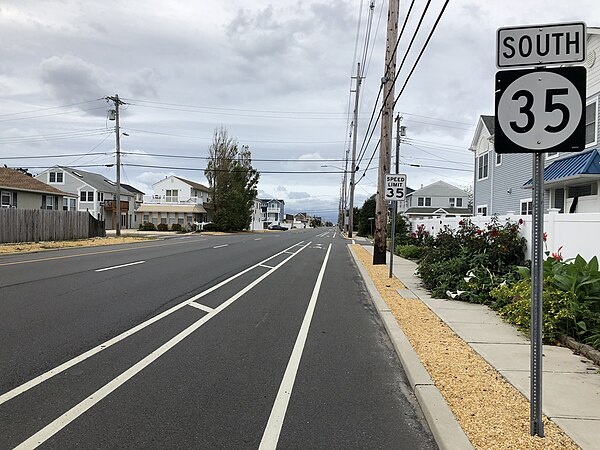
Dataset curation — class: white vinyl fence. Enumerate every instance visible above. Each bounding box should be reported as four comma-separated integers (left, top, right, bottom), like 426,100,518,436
410,210,600,262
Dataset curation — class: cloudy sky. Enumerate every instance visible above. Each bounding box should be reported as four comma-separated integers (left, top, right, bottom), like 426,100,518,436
2,1,600,221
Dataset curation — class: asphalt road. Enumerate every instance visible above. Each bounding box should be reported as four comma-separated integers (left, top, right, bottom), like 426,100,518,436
0,229,437,449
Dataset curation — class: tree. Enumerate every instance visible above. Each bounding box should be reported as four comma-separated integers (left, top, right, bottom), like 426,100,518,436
357,195,376,237
205,127,260,231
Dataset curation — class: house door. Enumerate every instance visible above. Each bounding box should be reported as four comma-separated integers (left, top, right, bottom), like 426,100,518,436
553,188,565,213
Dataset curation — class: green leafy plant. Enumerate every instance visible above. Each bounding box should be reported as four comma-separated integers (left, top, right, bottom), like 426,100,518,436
395,244,427,260
156,223,169,231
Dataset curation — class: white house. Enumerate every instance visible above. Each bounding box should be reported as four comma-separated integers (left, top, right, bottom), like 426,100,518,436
402,181,471,221
136,175,210,227
34,166,138,229
470,28,600,216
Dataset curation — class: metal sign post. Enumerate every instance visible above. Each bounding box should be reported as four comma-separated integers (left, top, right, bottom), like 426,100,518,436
494,21,587,437
530,153,545,436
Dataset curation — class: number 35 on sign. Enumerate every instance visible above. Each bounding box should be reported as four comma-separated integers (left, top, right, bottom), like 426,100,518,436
494,66,586,154
385,174,407,200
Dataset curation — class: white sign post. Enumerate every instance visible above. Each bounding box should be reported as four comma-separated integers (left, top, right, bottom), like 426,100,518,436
495,22,586,438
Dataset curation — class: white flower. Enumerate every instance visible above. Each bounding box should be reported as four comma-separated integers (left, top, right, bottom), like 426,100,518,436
446,290,459,299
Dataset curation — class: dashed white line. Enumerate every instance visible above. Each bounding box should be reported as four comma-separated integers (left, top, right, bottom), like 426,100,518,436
259,264,275,269
95,261,145,272
213,244,229,249
254,238,263,241
188,302,214,313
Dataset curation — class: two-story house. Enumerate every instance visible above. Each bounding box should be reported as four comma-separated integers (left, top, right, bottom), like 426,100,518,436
470,28,600,215
34,166,138,229
136,175,210,227
260,199,285,228
402,181,471,221
1,167,75,210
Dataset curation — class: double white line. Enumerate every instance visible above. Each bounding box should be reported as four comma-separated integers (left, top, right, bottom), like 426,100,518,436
4,241,311,449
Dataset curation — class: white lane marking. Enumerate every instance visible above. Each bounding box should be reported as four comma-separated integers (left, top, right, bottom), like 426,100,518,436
0,241,307,406
259,264,275,269
352,239,355,245
213,244,229,249
259,243,332,450
333,232,337,239
254,238,263,241
283,251,294,255
15,242,313,450
94,261,145,272
188,302,214,313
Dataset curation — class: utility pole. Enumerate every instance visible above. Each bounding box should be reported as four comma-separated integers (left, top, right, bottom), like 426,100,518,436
106,94,125,236
373,0,399,264
348,62,361,238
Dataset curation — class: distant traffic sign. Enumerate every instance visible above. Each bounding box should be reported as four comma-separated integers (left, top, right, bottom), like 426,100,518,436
497,22,586,68
494,66,586,154
385,174,407,201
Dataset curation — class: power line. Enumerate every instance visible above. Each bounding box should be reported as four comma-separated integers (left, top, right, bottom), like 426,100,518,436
0,99,104,118
0,106,108,123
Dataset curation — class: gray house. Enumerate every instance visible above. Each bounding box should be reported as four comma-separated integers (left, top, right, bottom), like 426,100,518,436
35,166,139,229
470,28,600,215
402,181,471,220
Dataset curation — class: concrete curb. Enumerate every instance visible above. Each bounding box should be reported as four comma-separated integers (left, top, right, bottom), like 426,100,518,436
348,245,474,450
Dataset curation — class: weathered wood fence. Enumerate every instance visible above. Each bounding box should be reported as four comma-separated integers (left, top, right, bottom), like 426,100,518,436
0,209,105,244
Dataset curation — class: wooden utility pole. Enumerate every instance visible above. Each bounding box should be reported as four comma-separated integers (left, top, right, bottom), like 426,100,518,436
373,0,399,264
107,94,125,236
348,62,361,238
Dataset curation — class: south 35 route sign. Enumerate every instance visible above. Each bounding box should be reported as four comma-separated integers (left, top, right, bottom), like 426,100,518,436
494,66,586,154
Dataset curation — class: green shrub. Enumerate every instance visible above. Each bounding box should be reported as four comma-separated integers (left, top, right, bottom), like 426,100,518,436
396,244,427,260
157,223,169,231
171,223,182,232
201,223,220,232
139,222,156,231
491,278,578,343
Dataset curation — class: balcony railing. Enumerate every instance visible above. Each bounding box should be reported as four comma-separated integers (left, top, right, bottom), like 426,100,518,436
143,195,204,204
103,200,129,211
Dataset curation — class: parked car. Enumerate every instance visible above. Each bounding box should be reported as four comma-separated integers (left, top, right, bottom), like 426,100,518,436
268,224,288,231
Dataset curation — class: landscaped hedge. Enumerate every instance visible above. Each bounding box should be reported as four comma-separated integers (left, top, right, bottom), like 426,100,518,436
410,216,600,350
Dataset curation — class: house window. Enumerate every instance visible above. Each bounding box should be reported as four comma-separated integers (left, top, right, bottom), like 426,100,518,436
478,153,489,180
49,171,63,183
80,191,94,202
1,191,11,208
456,198,463,207
568,183,597,198
161,216,167,224
585,100,597,146
152,213,158,223
425,197,431,206
143,214,150,223
166,189,178,202
42,195,54,210
417,197,424,206
449,197,455,207
476,205,488,216
495,152,502,166
178,217,184,225
186,215,193,224
521,198,533,215
99,192,104,202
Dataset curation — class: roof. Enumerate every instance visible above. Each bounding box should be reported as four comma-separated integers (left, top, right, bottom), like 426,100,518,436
174,176,209,192
481,116,494,135
0,168,75,196
523,149,600,186
406,180,468,197
54,166,137,196
136,204,207,214
121,183,145,195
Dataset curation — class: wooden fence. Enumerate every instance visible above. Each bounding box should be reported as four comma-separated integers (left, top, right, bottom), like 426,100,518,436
0,209,105,244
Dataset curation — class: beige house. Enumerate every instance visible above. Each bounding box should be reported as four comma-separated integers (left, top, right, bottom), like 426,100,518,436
1,168,76,209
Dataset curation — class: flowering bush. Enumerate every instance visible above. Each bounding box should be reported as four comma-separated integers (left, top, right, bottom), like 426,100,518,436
417,216,526,303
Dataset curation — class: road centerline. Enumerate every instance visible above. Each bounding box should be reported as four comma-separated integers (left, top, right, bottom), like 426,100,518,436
94,261,145,272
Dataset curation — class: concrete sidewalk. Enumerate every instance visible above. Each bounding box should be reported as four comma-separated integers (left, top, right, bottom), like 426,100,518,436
355,243,600,450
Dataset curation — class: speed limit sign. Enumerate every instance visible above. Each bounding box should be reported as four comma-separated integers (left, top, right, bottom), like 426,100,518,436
494,66,586,153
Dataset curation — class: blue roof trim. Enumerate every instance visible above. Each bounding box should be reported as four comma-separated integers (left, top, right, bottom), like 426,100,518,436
523,149,600,186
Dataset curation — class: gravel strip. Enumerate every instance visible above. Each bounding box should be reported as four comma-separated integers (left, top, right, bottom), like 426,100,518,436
0,236,154,254
352,245,579,450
